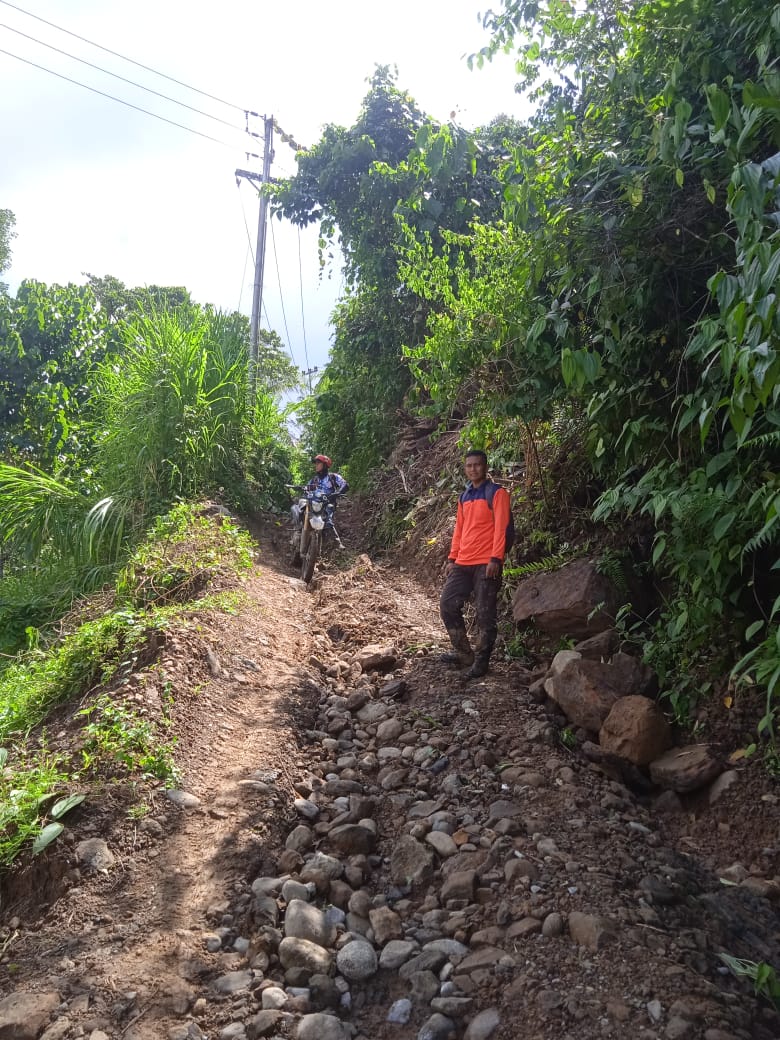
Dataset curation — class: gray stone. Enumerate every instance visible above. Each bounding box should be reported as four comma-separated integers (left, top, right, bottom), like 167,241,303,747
75,837,115,871
388,998,413,1024
247,1009,284,1038
294,798,320,821
279,937,334,975
425,831,458,858
336,939,378,980
165,789,202,809
380,939,419,969
377,717,405,743
542,912,564,937
328,822,376,856
441,870,476,903
409,970,440,1003
464,1008,501,1040
284,900,336,948
390,835,435,886
282,880,312,904
0,992,59,1040
296,1013,350,1040
219,1025,246,1040
417,1013,457,1040
213,970,253,994
286,824,315,852
431,997,474,1017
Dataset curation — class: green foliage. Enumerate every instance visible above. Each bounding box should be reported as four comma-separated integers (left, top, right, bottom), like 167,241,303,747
0,280,108,469
95,305,294,519
78,694,178,784
720,954,780,1008
393,0,780,738
0,746,72,866
0,610,154,741
272,68,524,483
117,503,254,608
0,208,15,293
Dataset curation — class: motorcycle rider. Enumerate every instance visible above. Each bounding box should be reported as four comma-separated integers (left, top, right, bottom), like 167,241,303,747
307,454,348,498
291,454,348,550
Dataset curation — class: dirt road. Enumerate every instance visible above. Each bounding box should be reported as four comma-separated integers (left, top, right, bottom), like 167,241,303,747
1,522,779,1040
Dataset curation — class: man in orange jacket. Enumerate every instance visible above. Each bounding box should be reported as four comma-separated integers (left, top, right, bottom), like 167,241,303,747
440,449,511,679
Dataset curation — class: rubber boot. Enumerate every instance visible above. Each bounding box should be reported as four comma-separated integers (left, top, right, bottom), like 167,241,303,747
439,627,474,669
465,652,491,679
465,635,494,680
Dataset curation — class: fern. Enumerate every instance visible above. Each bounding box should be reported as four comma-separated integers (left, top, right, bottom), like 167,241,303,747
504,553,569,578
743,515,780,556
596,549,630,593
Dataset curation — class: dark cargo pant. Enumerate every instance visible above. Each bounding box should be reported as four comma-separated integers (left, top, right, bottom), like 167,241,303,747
440,563,501,657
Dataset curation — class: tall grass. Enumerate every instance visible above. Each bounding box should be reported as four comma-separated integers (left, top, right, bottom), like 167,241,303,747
0,304,292,657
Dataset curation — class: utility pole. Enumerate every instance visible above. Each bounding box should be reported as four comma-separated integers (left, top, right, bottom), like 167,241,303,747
235,113,274,394
301,365,319,394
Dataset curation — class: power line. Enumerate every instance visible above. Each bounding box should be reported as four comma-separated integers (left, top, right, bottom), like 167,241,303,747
0,0,248,112
269,217,295,368
0,46,259,154
297,227,312,375
1,20,249,134
237,243,250,312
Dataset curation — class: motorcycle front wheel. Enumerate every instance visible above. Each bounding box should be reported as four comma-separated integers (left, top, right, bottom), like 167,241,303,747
301,530,321,583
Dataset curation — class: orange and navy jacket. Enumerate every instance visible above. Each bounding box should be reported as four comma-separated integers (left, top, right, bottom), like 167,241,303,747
448,481,511,566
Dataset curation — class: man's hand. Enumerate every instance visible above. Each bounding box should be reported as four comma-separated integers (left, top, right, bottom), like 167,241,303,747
486,559,502,579
443,560,456,578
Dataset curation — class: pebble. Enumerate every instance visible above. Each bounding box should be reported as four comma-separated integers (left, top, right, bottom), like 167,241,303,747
335,939,378,980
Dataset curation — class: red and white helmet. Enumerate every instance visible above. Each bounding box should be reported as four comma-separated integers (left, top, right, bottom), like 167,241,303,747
314,454,332,467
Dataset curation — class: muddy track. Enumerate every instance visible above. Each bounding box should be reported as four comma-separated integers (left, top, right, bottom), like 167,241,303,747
1,519,779,1040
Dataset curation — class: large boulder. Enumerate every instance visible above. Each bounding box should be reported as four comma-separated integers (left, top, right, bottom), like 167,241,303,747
649,745,722,792
599,695,672,765
511,558,621,638
546,658,627,732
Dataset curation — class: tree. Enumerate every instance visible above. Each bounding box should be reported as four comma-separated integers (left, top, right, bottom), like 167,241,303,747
0,209,16,294
270,67,526,482
0,280,108,470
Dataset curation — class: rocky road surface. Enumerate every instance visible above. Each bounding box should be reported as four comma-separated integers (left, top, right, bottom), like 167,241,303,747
1,527,779,1040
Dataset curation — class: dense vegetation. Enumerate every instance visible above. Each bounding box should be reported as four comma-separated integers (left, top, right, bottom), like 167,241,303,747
275,1,780,743
0,276,298,655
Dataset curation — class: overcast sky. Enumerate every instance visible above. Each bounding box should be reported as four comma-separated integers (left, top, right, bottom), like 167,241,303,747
0,0,524,372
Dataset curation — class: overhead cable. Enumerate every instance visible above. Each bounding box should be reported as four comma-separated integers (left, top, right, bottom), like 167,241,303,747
0,0,248,112
297,227,312,375
0,47,259,154
269,217,296,366
1,20,248,133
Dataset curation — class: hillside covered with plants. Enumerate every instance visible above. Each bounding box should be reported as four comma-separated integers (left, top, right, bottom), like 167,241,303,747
272,0,780,751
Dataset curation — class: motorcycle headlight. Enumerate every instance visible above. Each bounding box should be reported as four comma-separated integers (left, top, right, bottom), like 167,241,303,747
311,500,323,512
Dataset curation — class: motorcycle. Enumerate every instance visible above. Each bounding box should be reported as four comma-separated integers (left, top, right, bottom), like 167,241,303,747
287,485,344,583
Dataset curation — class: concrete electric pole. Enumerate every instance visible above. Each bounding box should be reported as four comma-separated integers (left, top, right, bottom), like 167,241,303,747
235,114,274,394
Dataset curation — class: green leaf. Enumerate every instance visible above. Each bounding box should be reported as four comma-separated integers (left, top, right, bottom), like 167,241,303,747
705,84,731,131
32,822,64,855
0,748,7,767
675,168,684,188
713,512,737,540
50,793,85,819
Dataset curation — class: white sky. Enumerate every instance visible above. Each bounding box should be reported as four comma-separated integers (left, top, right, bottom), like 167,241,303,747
0,0,524,373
